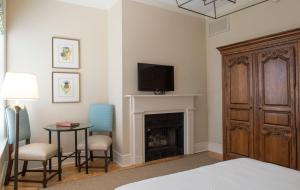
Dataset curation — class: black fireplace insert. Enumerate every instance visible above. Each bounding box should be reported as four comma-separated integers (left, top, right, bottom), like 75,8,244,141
145,112,184,162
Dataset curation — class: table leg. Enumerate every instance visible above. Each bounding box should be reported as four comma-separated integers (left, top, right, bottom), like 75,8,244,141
75,131,78,167
57,131,62,180
84,129,88,174
48,131,52,172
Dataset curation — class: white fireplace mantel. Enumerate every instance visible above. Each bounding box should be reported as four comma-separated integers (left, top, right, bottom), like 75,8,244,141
126,94,200,165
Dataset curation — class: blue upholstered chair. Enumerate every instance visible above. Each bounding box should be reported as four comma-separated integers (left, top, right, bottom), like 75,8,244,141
77,104,113,173
4,107,59,188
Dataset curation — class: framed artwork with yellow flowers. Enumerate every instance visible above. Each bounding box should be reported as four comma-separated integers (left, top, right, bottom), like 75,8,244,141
52,37,80,69
52,72,80,103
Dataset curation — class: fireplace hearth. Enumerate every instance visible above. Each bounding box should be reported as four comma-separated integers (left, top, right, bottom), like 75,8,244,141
145,112,184,162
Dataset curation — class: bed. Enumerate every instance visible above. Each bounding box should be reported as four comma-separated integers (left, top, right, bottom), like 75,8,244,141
116,158,300,190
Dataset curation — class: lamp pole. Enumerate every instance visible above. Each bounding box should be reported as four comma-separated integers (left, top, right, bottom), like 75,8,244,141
13,105,21,190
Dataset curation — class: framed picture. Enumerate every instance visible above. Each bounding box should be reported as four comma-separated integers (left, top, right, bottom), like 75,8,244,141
52,72,80,103
52,37,80,69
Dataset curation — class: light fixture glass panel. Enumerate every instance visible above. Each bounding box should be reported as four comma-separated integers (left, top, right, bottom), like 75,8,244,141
176,0,191,5
177,0,270,19
181,0,216,18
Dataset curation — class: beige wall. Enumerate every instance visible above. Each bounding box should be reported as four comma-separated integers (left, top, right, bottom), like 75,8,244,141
7,0,108,158
122,0,208,154
8,0,297,166
5,0,208,167
207,0,300,147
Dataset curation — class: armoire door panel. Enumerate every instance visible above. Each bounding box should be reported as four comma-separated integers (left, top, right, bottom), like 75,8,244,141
225,54,254,158
260,106,291,112
257,45,297,169
264,133,291,167
230,63,249,104
263,59,289,106
264,112,290,126
230,109,249,122
229,124,250,157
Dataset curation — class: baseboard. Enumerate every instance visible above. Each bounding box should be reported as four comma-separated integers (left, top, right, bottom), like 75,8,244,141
194,141,223,154
194,142,208,153
207,142,223,154
113,150,131,167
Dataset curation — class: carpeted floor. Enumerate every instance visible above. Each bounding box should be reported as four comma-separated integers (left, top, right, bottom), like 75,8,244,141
46,153,219,190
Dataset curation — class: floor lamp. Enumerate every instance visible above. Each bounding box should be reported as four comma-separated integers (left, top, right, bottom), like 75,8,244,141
0,72,39,190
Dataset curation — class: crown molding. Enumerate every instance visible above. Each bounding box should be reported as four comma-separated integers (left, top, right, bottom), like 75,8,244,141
55,0,203,19
56,0,116,10
130,0,205,19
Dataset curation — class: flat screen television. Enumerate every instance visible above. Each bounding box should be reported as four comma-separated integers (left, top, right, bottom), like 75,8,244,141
138,63,174,93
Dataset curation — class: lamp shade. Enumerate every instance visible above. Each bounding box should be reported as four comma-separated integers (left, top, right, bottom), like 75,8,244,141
0,72,39,100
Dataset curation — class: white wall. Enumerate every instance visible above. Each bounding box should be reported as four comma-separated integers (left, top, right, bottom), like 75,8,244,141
7,0,108,158
108,0,124,158
0,0,6,142
122,0,208,155
207,0,300,148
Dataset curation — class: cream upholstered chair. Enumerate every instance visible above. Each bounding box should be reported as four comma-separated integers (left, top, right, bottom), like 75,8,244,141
4,107,60,188
77,104,113,173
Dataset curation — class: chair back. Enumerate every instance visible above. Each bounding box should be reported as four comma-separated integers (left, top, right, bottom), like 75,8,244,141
89,104,113,133
5,106,31,144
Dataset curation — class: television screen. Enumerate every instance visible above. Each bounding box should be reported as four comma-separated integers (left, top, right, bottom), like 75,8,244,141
138,63,174,92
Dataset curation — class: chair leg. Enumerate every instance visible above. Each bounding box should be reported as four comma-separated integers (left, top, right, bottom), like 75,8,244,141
110,145,113,161
49,158,52,174
21,161,28,176
43,161,47,188
90,151,94,162
78,150,81,172
104,150,108,173
4,159,13,185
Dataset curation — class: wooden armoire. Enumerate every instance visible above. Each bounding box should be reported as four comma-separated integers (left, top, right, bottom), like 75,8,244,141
218,28,300,170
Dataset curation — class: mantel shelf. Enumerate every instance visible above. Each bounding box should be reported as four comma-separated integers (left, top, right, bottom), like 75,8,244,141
124,94,203,98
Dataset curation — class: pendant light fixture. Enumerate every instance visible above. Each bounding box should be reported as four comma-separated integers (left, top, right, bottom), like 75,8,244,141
176,0,271,19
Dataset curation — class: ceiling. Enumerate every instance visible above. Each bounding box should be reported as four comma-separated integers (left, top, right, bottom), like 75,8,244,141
57,0,182,10
56,0,275,18
56,0,252,10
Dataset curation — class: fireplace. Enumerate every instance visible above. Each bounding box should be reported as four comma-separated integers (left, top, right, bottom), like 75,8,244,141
127,94,196,165
145,112,184,162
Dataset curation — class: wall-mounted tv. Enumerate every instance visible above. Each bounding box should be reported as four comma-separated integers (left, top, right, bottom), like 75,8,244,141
138,63,174,94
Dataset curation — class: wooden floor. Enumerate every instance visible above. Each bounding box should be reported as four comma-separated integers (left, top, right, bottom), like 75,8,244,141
4,152,222,190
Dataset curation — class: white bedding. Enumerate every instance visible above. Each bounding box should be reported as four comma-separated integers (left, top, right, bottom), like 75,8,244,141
116,158,300,190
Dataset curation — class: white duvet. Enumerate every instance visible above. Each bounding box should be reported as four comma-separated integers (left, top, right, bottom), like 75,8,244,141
116,158,300,190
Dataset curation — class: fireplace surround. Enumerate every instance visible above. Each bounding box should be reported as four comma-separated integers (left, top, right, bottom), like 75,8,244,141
126,94,198,165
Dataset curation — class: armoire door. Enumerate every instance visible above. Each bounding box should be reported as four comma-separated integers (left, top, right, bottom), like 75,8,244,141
224,53,254,159
257,45,297,169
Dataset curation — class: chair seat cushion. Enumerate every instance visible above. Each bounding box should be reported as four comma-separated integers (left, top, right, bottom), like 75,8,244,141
11,143,58,161
78,135,112,151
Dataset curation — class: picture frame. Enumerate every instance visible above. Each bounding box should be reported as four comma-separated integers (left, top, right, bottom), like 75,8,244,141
52,37,80,69
52,72,80,103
